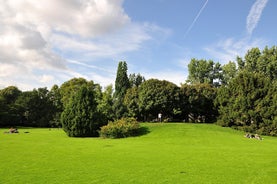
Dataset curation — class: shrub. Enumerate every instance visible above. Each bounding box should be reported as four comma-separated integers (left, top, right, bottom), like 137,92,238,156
61,86,106,137
99,118,140,138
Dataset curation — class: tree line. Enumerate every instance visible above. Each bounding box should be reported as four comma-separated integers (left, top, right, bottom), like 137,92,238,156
0,46,276,136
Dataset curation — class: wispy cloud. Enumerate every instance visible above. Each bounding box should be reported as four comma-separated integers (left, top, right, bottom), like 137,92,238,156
204,37,268,64
246,0,268,35
184,0,209,38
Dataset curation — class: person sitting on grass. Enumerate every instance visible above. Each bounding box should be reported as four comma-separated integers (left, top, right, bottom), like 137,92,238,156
9,127,19,133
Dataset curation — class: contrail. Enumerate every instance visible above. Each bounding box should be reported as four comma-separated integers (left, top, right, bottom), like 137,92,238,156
246,0,268,35
184,0,209,38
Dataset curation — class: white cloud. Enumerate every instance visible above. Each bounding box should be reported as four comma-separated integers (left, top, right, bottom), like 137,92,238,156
246,0,268,35
0,0,169,90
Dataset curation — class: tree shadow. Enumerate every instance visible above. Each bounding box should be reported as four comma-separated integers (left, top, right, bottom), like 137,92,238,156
135,126,150,137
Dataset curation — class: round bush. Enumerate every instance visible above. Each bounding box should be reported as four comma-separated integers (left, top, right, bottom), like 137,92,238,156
99,118,140,138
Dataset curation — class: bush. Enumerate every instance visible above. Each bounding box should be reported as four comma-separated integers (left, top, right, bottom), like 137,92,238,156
99,118,140,138
61,86,106,137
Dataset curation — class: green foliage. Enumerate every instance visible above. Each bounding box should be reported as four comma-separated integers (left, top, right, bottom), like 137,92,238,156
15,88,56,127
216,71,277,135
59,78,95,108
187,58,223,86
97,85,114,121
113,61,130,119
221,61,237,85
138,79,180,121
99,117,140,138
124,87,140,118
181,83,218,123
61,86,106,137
0,86,22,126
129,73,145,87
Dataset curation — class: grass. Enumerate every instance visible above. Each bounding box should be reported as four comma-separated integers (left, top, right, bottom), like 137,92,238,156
1,123,277,184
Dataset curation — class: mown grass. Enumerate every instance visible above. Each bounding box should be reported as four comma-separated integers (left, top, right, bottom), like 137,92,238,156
1,123,277,184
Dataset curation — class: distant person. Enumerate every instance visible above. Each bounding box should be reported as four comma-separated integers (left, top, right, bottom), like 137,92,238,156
9,127,18,133
158,113,162,122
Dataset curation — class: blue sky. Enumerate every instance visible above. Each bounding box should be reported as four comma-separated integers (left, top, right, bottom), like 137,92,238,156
0,0,275,90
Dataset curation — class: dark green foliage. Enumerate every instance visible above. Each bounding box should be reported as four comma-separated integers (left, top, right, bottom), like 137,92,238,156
59,78,95,108
113,61,130,119
0,86,22,126
216,46,277,136
181,83,218,123
99,117,140,138
129,73,145,87
216,71,277,135
124,87,140,119
97,85,114,121
138,79,180,121
48,85,63,127
61,86,106,137
16,88,56,127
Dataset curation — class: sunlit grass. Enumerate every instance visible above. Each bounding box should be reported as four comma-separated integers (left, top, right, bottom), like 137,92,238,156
1,123,276,184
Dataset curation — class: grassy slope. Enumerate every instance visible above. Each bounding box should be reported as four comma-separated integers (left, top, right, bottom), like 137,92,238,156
0,123,276,184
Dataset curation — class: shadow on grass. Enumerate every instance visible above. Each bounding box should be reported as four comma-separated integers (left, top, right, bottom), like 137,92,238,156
135,126,150,137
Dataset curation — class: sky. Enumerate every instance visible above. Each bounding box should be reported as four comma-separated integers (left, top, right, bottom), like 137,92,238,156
0,0,276,91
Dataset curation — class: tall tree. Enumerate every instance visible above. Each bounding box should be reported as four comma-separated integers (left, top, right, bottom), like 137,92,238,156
113,61,130,119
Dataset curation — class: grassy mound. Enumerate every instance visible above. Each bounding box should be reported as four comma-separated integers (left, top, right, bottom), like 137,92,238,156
1,123,277,183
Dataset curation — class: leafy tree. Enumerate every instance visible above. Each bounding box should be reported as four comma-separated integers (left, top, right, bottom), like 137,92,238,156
216,71,276,135
0,86,22,126
48,85,63,127
59,78,95,108
186,58,223,86
129,73,145,87
187,58,214,84
113,61,130,119
98,85,114,121
124,86,140,119
16,88,55,127
61,85,106,137
221,61,237,85
181,83,217,123
138,79,180,121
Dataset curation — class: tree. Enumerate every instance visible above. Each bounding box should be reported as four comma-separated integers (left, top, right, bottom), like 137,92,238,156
61,85,106,137
98,85,114,121
124,86,140,119
216,71,276,135
113,61,130,119
186,58,223,86
129,73,145,87
181,83,218,123
221,61,237,85
59,78,95,108
49,85,63,127
0,86,22,126
138,79,180,121
16,88,56,127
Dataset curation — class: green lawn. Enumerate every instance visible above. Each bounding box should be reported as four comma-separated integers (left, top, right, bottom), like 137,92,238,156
1,123,277,184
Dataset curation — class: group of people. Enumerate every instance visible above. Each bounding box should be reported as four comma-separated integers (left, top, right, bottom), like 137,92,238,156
244,133,262,140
